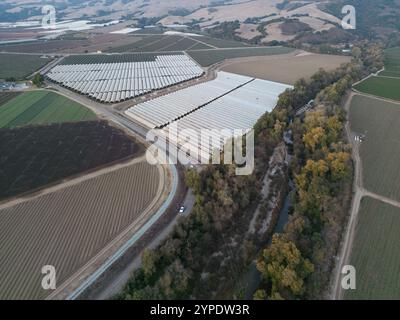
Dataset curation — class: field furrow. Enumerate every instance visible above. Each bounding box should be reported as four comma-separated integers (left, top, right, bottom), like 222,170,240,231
0,160,161,300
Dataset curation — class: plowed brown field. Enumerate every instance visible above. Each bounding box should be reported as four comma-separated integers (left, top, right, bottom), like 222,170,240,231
220,51,351,85
0,160,162,299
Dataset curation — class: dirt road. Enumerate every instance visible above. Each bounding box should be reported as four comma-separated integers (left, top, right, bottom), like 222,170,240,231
331,92,362,299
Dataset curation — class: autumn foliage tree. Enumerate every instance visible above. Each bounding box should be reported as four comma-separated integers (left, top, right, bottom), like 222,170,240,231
256,234,314,299
253,53,369,299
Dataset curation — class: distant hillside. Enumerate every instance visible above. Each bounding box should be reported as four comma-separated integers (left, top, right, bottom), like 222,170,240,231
0,0,232,22
321,0,400,41
1,0,398,45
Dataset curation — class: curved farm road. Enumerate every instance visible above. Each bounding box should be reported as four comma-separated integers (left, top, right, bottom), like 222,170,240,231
51,89,182,300
331,91,400,300
92,186,195,300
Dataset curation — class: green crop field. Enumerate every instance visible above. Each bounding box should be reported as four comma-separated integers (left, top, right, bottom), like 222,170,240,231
353,76,400,101
379,47,400,77
355,47,400,100
345,197,400,300
0,53,52,80
379,70,400,77
349,94,400,201
0,91,96,128
187,46,295,67
59,52,184,65
0,92,21,106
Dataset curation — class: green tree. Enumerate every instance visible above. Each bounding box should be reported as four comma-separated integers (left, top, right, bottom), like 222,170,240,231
327,152,351,182
142,248,158,277
253,289,267,300
32,73,44,87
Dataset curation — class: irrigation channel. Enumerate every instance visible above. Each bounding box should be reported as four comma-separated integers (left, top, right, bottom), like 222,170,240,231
243,180,294,299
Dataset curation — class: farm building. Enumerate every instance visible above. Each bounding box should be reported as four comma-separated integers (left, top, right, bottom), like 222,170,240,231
0,82,28,91
46,53,204,103
126,71,292,162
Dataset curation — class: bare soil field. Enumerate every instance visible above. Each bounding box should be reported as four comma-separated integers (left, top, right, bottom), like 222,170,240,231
297,16,335,32
262,22,297,43
62,0,214,21
236,23,261,40
142,0,339,45
220,51,351,84
0,158,164,300
0,29,39,41
160,0,282,28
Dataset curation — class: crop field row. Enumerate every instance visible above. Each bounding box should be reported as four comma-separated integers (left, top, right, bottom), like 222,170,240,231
349,95,400,201
188,42,216,50
158,37,205,51
0,40,89,54
347,94,400,300
187,46,295,67
0,91,96,128
353,76,400,101
198,36,251,48
0,92,21,107
106,35,164,52
106,34,252,53
379,47,400,77
0,159,160,299
0,53,52,80
59,52,184,65
0,34,147,54
131,35,181,51
345,197,400,300
109,35,212,52
107,35,213,53
0,120,141,200
355,47,400,100
141,35,193,52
